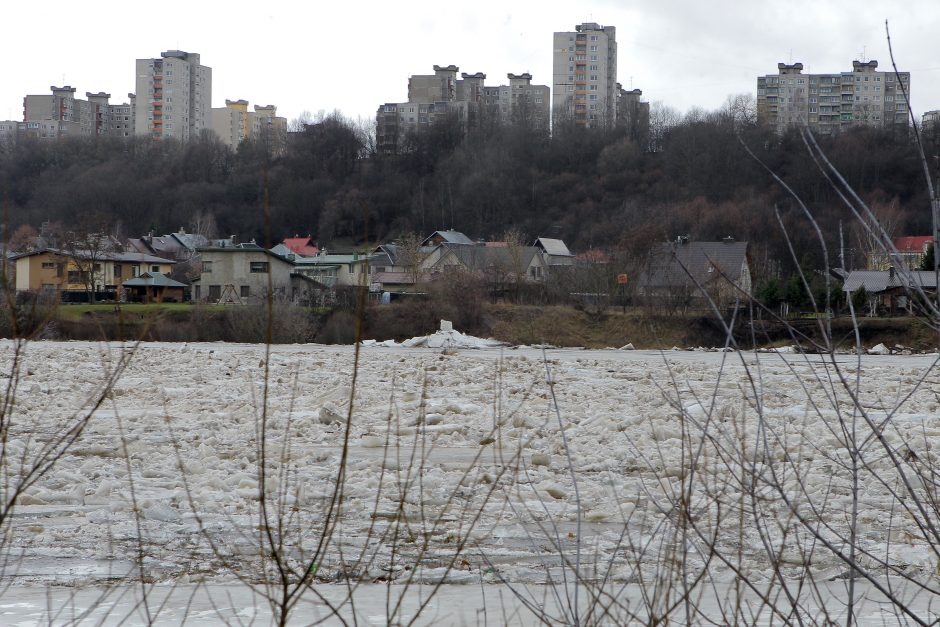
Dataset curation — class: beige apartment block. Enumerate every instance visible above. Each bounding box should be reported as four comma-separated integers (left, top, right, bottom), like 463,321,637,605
135,50,212,141
211,99,249,148
376,66,550,154
211,100,287,151
552,22,618,128
20,86,134,140
757,60,911,135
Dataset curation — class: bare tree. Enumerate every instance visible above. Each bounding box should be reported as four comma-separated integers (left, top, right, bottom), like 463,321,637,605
648,101,681,152
395,231,428,289
63,222,119,303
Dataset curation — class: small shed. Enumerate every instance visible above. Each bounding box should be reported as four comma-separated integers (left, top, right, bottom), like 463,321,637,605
842,268,937,313
122,272,187,303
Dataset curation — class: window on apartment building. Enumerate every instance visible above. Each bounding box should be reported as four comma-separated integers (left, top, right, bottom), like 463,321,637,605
250,261,269,273
240,286,250,299
208,285,221,300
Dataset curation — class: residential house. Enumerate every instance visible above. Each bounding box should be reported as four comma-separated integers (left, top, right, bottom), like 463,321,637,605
842,267,936,314
369,243,423,294
423,242,549,291
12,248,175,301
867,236,933,271
126,230,236,262
291,252,376,289
192,245,325,305
636,237,751,309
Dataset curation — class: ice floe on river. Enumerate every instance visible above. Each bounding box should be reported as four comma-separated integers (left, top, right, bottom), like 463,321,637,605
2,334,940,624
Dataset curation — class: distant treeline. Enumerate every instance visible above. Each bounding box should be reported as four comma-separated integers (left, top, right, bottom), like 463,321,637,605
1,104,935,283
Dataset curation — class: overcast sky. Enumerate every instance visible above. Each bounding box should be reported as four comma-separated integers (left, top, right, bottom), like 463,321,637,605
2,0,938,126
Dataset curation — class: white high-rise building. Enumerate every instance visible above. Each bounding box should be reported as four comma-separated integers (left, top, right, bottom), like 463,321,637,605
552,22,618,128
135,50,211,141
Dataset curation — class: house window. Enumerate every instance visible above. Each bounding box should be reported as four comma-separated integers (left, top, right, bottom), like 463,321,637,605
151,265,160,273
250,261,269,273
208,285,221,300
114,264,122,278
240,286,250,299
194,285,201,300
41,262,56,270
67,270,88,283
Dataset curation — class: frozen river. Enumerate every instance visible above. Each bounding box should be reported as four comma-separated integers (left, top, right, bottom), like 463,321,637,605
2,339,939,624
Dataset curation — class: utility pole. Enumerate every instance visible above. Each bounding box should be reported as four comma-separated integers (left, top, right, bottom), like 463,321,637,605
839,221,845,270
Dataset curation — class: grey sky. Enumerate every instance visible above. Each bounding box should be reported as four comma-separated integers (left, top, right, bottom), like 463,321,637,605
1,0,937,126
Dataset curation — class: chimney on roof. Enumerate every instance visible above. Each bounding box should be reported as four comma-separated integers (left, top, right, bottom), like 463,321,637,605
889,265,896,279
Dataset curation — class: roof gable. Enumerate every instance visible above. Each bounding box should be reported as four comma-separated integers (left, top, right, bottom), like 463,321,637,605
534,237,572,257
640,240,749,288
893,236,932,254
421,230,474,246
283,237,319,256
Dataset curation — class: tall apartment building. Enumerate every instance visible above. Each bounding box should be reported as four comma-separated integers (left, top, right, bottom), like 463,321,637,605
923,110,940,133
376,65,549,154
211,99,287,152
552,22,618,128
484,73,550,127
616,86,650,144
135,50,212,141
211,99,250,147
16,86,134,140
756,60,910,135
